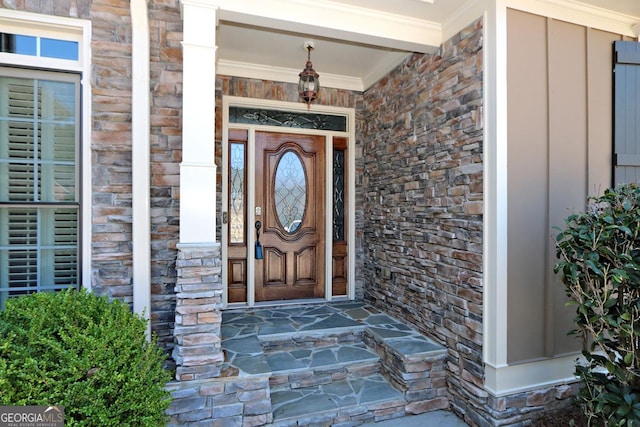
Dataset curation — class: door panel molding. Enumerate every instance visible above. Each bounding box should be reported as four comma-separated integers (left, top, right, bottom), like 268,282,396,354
255,131,325,301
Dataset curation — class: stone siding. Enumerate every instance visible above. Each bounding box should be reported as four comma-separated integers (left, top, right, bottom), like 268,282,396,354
0,0,183,354
0,0,135,299
361,18,484,424
173,245,224,381
461,383,581,427
167,375,272,426
148,0,183,354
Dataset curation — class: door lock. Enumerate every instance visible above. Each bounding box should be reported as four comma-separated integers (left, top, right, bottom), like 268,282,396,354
222,212,228,224
255,206,262,216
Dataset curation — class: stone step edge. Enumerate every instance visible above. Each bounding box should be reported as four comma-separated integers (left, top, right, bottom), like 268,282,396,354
267,353,381,377
258,325,367,343
364,328,448,361
269,360,383,392
271,393,408,424
225,346,381,380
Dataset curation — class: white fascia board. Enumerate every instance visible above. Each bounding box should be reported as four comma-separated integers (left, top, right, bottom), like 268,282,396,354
485,355,579,396
506,0,640,37
213,0,442,53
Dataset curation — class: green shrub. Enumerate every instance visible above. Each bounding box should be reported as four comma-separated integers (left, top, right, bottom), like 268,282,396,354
555,183,640,426
0,288,172,426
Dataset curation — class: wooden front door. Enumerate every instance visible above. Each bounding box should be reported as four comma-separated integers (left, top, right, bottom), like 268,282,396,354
255,131,325,301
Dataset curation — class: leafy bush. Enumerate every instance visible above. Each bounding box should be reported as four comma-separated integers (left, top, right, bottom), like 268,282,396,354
0,288,172,426
555,183,640,426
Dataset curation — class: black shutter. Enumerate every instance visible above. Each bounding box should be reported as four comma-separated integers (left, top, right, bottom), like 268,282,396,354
613,41,640,185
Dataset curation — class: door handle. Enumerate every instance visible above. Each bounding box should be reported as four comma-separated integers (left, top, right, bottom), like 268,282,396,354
255,221,263,260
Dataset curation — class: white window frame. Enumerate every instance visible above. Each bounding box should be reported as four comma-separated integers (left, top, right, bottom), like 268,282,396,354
0,9,92,291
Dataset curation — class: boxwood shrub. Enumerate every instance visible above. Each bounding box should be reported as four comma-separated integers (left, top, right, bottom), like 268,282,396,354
0,288,172,426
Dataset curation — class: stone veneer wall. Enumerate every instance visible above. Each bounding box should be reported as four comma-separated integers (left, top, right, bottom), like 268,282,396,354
361,17,485,424
0,1,136,298
147,0,183,356
0,0,183,355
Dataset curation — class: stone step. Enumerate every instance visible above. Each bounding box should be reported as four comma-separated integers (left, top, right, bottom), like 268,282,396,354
217,302,451,425
260,326,366,354
270,374,407,426
268,343,382,391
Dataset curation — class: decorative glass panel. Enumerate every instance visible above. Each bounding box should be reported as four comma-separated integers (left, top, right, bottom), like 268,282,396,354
333,149,345,241
274,152,306,234
229,106,347,131
230,143,245,244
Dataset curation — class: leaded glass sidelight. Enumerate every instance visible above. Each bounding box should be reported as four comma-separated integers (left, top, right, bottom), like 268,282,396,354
333,149,345,241
230,143,245,244
274,151,306,234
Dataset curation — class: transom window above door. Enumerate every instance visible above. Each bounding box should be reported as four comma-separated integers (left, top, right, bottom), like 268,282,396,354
229,106,348,131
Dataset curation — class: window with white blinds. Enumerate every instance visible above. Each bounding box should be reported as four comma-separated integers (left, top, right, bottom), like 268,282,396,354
0,68,80,307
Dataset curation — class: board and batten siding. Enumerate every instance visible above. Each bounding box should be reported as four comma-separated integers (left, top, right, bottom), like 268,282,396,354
506,9,628,364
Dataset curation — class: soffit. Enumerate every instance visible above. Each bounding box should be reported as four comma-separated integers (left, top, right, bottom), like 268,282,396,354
214,0,640,91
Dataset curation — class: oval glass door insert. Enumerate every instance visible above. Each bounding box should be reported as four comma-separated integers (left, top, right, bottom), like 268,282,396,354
274,151,306,234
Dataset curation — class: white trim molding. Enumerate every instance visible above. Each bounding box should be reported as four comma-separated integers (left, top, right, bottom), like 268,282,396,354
217,59,366,92
131,0,152,335
509,0,640,37
485,355,579,397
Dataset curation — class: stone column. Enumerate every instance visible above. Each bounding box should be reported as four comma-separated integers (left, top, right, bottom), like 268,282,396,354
173,0,222,381
173,244,224,380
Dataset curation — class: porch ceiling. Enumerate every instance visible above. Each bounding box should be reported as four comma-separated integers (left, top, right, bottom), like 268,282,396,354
214,0,640,92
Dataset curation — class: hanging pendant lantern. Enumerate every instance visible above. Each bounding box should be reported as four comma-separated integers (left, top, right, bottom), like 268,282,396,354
298,42,319,108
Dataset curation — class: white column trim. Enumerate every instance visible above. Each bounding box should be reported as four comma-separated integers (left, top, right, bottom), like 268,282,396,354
79,19,93,293
180,1,219,244
483,0,510,375
484,355,579,397
131,0,151,335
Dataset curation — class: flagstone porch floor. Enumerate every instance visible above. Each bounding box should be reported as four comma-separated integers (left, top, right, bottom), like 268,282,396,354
221,301,452,425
